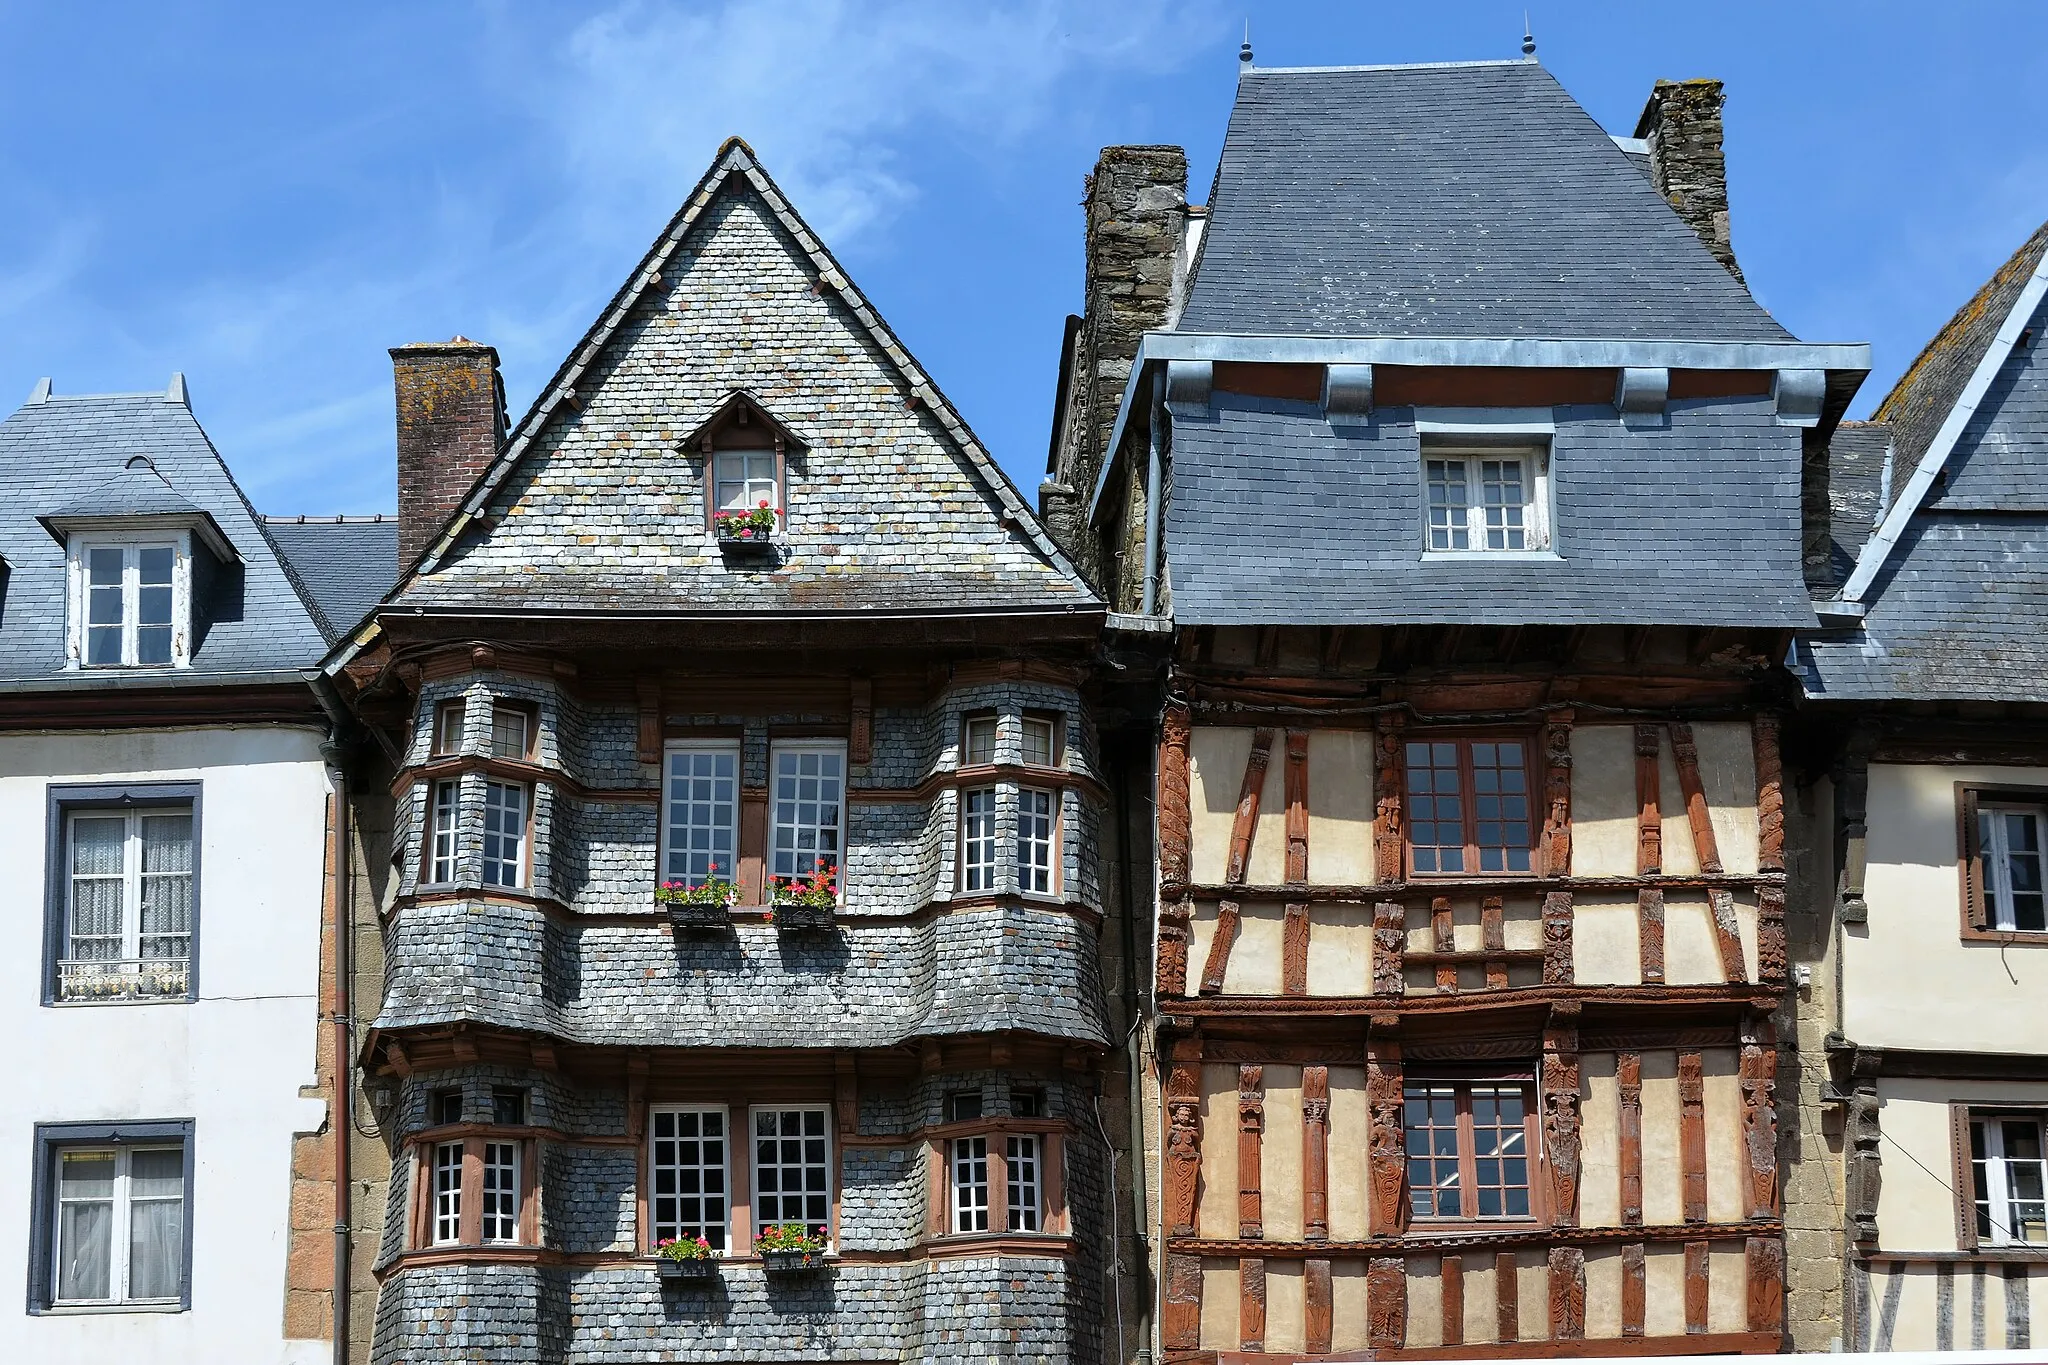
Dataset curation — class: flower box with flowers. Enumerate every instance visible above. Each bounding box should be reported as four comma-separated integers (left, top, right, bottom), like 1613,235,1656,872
656,877,738,930
714,502,781,554
655,1236,720,1281
767,869,837,932
754,1223,828,1272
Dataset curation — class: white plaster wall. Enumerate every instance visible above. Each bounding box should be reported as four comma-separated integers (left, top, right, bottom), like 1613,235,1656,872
0,726,330,1365
1846,763,2048,1052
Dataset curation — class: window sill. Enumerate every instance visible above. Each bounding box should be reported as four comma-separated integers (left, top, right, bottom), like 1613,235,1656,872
46,996,193,1008
1420,550,1562,563
1961,928,2048,947
34,1301,186,1315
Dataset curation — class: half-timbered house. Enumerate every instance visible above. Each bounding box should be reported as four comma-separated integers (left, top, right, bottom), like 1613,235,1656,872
1052,52,1872,1359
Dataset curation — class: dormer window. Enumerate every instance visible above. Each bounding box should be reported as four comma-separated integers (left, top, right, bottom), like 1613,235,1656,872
714,450,777,518
686,392,805,549
80,540,181,667
1418,430,1553,556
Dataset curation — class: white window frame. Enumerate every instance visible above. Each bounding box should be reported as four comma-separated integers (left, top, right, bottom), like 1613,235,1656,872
428,779,459,885
59,806,195,1002
712,449,779,517
963,715,998,767
433,700,466,755
1018,787,1056,896
748,1105,833,1245
1972,1111,2048,1247
1006,1133,1042,1232
480,780,528,889
769,743,845,883
48,1143,187,1307
430,1141,463,1246
479,1140,522,1244
1418,439,1553,556
1021,716,1058,769
488,705,531,761
660,741,741,891
66,533,191,670
649,1104,731,1253
951,1135,990,1233
1979,803,2048,933
961,787,999,892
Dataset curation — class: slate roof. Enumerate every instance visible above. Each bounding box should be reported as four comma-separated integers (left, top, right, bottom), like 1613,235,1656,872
262,516,398,643
46,460,218,523
1823,420,1892,587
1179,60,1794,340
0,387,333,682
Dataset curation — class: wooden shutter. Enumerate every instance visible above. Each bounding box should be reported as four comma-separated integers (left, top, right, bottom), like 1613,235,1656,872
1959,786,1988,930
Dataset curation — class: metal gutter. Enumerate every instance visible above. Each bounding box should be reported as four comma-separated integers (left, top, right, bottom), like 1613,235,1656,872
0,667,316,694
1140,370,1164,616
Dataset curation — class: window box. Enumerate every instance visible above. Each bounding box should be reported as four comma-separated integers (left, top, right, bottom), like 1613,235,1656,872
658,878,738,932
715,527,779,557
768,866,838,933
656,1255,720,1282
759,1247,826,1273
768,900,835,933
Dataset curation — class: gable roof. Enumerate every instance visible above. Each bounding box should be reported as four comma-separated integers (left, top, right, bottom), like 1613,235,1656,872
1179,60,1793,341
261,516,399,644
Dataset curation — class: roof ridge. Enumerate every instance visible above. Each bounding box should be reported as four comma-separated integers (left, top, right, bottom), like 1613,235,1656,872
260,513,395,524
1246,58,1533,75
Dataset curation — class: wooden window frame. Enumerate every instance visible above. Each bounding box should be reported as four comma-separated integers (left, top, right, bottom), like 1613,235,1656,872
925,1116,1069,1242
409,1127,540,1251
1020,712,1065,769
1953,1103,2048,1250
767,742,846,885
659,740,742,892
1404,733,1540,879
479,778,531,890
432,699,467,756
1957,784,2048,942
27,1120,195,1313
487,703,537,762
1017,786,1060,897
43,783,203,1008
425,779,460,886
67,533,192,670
747,1104,836,1249
647,1104,733,1254
962,712,999,768
1403,1075,1546,1228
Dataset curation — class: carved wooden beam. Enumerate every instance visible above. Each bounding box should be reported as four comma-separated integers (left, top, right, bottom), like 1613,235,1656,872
834,1056,858,1135
1621,1242,1646,1337
1542,710,1574,876
1543,1006,1583,1229
1305,1257,1334,1354
1679,1051,1708,1223
1496,1250,1520,1342
1166,1042,1204,1238
1668,722,1724,874
1160,701,1194,889
1239,1256,1266,1352
1433,897,1457,992
1542,891,1573,986
1638,888,1666,986
1367,1022,1406,1237
1158,898,1192,998
1372,901,1405,998
1200,901,1241,996
1163,1251,1203,1352
1374,717,1406,883
1320,625,1349,671
1684,1240,1711,1334
635,678,662,763
1482,895,1508,989
1708,888,1748,985
1303,1064,1331,1242
1285,729,1309,882
1617,1053,1644,1227
1367,1256,1406,1350
1254,625,1280,669
1238,1065,1264,1239
1282,903,1310,998
1741,1018,1779,1219
1635,724,1663,875
1746,1235,1785,1335
849,677,873,765
1548,1246,1587,1341
1757,887,1787,989
1441,1254,1464,1347
1225,729,1276,886
1754,714,1784,873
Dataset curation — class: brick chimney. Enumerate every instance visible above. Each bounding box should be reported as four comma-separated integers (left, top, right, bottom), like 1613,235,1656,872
1634,79,1743,283
391,337,504,569
1042,145,1187,588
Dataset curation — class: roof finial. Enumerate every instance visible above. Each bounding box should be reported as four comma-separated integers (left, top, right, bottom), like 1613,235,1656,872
1521,13,1536,58
1240,20,1252,67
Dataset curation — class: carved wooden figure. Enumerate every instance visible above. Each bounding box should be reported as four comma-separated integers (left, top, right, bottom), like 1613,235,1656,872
1621,1242,1647,1337
1433,896,1457,992
1163,1251,1203,1351
1239,1256,1266,1352
1542,709,1573,875
1157,898,1191,998
1237,1065,1264,1238
1302,1064,1331,1242
1617,1052,1644,1226
1305,1258,1334,1354
1165,1052,1203,1238
1366,1029,1406,1236
1747,1235,1785,1334
1754,712,1784,872
1371,900,1404,997
1158,701,1193,888
1684,1240,1710,1334
1282,902,1309,997
1543,1007,1583,1227
1679,1051,1708,1223
1481,894,1508,989
1757,886,1787,987
1635,723,1663,874
1638,887,1666,985
1374,717,1404,882
1741,1021,1779,1218
1367,1256,1407,1350
1541,890,1573,986
1549,1246,1587,1340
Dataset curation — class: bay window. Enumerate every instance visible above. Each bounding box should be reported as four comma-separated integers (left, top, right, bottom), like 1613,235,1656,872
414,1090,533,1250
1018,788,1056,894
770,745,843,883
961,788,998,892
662,742,740,891
480,780,527,889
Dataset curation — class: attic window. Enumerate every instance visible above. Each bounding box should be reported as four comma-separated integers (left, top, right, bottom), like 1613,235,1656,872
70,537,187,668
1420,437,1552,555
689,394,801,546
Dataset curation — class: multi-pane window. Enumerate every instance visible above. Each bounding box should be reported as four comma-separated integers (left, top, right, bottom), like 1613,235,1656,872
60,807,194,1001
1018,788,1055,894
431,1090,463,1126
1006,1134,1041,1231
770,747,843,881
1405,738,1533,875
51,1144,185,1305
651,1107,729,1251
1423,447,1547,552
492,1089,526,1126
433,700,466,755
1406,1081,1535,1221
713,450,777,515
663,744,739,890
428,780,459,884
481,781,527,888
480,1142,521,1243
1971,1112,2047,1245
951,1136,990,1232
431,1142,463,1245
78,540,179,667
489,706,531,761
1021,717,1057,768
1978,804,2048,932
964,715,998,766
962,788,999,892
752,1107,831,1237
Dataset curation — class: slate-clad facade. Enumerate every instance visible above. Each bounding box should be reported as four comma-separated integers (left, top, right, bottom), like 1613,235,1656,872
333,141,1116,1363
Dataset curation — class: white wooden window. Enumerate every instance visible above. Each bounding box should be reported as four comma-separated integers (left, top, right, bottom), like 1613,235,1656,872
433,700,466,755
951,1136,989,1232
650,1106,729,1252
1979,804,2048,932
1018,788,1055,894
770,745,843,881
962,788,998,892
481,781,527,888
1423,445,1549,552
1972,1112,2048,1245
489,706,531,761
964,716,998,766
431,1142,463,1246
751,1107,831,1238
61,808,193,1001
428,780,459,884
480,1142,521,1243
51,1144,184,1305
70,537,186,668
1006,1134,1042,1231
714,451,777,514
1021,717,1057,768
662,743,740,890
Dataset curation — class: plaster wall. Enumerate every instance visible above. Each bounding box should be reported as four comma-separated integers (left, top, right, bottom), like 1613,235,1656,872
1873,1077,2048,1254
0,725,331,1365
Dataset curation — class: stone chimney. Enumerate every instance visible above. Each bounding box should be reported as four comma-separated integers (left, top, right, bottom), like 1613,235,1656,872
1634,79,1743,282
1042,145,1187,588
391,337,504,569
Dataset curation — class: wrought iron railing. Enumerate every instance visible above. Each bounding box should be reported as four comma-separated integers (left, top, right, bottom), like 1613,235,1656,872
57,957,190,1001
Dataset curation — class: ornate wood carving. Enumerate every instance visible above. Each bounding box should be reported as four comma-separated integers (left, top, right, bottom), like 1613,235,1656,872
1621,1242,1647,1337
1837,728,1874,923
1548,1246,1587,1340
1542,1006,1583,1228
1372,901,1405,997
1200,900,1241,996
1239,1256,1266,1351
1741,1020,1779,1219
1366,1256,1406,1350
1496,1250,1521,1341
1754,714,1784,872
1846,1087,1883,1245
1284,729,1309,882
1638,888,1666,985
1163,1251,1203,1351
1225,729,1276,885
1756,886,1787,988
1238,1065,1264,1239
1433,897,1457,992
1541,891,1573,986
1617,1052,1644,1227
1482,895,1508,989
1542,710,1574,876
1159,701,1193,889
1684,1240,1710,1334
848,677,873,765
1158,898,1192,998
1166,1050,1203,1238
1708,888,1747,984
1367,1032,1407,1236
1374,717,1406,882
1305,1257,1334,1354
1669,722,1724,874
1282,903,1309,998
1635,724,1663,875
1303,1064,1331,1242
1441,1254,1464,1346
1746,1235,1785,1335
1679,1051,1708,1223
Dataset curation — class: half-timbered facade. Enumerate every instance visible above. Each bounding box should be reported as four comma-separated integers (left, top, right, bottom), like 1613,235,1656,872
1053,54,1871,1360
329,141,1116,1362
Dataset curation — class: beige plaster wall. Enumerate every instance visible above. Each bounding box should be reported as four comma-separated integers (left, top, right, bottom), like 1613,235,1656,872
1306,902,1372,996
1306,730,1375,883
1572,892,1641,986
1873,1077,2048,1253
1197,1064,1237,1238
1580,1055,1622,1227
1189,727,1254,886
1573,725,1639,877
1326,1065,1369,1241
1846,762,2048,1052
1860,1259,2048,1351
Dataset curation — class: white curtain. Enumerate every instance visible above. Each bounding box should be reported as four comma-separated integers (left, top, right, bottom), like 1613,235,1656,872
55,1153,113,1300
67,816,125,961
138,813,193,961
127,1148,184,1299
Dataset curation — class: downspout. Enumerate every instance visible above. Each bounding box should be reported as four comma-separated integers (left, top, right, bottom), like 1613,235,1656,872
1140,367,1165,617
309,673,353,1365
1113,730,1154,1364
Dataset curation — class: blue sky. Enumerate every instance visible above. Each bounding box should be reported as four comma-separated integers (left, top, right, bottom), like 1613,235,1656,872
3,2,2045,514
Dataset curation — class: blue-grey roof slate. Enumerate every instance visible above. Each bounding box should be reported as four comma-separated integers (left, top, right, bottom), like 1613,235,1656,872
262,516,398,643
1166,392,1816,627
0,390,330,680
1823,420,1891,590
1180,61,1794,341
1928,290,2048,511
45,460,218,524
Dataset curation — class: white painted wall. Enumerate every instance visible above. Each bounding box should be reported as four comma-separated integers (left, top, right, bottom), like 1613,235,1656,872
0,725,330,1365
